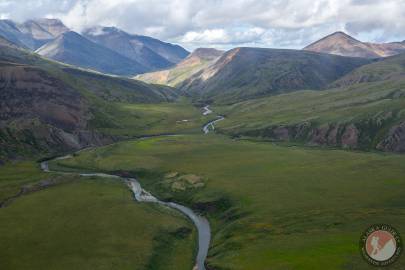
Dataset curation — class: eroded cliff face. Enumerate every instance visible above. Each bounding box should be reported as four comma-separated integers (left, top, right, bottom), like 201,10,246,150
0,63,114,159
225,116,405,153
377,122,405,152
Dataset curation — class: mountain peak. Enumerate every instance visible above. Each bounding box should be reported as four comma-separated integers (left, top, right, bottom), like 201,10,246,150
305,31,360,48
31,18,69,37
304,31,382,58
329,31,354,38
304,31,405,58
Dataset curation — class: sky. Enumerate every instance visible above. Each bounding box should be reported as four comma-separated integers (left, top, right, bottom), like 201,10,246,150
1,0,405,51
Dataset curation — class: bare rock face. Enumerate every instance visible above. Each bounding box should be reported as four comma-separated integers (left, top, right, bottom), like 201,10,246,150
309,124,348,147
377,122,405,153
273,126,290,140
309,125,330,145
326,125,339,145
293,122,311,139
341,124,359,148
227,115,405,153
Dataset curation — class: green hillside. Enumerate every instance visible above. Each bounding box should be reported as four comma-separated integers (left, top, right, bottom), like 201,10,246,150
213,53,405,152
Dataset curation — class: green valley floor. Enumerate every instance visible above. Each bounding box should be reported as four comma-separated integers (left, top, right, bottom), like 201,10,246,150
45,134,405,270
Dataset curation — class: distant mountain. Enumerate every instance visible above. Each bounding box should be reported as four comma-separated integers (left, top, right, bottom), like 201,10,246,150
0,34,177,159
36,31,147,75
83,26,189,71
180,47,371,104
0,18,69,49
0,20,189,74
0,35,23,49
136,48,224,86
27,18,70,37
304,31,405,58
0,20,34,49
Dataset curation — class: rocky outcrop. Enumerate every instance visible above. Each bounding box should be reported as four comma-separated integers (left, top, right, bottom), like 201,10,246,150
227,116,405,153
341,124,359,148
240,122,340,148
377,122,405,153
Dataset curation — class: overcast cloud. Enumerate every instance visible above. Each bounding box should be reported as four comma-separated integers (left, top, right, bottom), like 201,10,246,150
1,0,405,50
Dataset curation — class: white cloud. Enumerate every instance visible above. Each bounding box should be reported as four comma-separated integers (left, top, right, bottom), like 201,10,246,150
181,27,267,48
1,0,405,50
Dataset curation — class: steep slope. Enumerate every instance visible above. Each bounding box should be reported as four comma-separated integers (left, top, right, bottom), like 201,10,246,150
215,53,405,153
133,34,189,63
83,26,189,71
0,37,178,159
36,31,147,75
0,20,32,49
304,31,405,58
0,61,92,157
136,48,224,86
180,47,370,104
0,35,24,49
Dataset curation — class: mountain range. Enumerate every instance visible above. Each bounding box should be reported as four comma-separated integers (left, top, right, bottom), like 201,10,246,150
137,31,405,104
0,19,189,76
83,26,188,71
0,18,69,50
36,31,147,75
1,20,405,155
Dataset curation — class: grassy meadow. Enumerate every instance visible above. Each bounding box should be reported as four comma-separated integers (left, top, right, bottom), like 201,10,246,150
0,161,49,203
51,134,405,269
0,173,196,270
90,99,214,137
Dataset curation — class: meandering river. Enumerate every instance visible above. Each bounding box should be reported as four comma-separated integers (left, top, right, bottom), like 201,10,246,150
202,106,225,134
40,105,223,270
